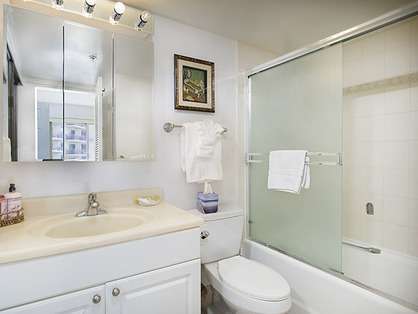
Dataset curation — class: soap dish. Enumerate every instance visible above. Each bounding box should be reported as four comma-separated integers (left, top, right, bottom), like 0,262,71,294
137,195,161,207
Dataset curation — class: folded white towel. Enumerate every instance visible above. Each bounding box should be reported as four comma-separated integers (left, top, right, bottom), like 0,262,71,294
268,150,310,194
180,120,223,183
197,120,223,158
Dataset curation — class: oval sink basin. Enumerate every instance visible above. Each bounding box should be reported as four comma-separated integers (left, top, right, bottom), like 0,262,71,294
45,214,143,239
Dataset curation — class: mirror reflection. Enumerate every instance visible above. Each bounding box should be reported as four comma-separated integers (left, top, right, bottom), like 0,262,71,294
2,5,153,162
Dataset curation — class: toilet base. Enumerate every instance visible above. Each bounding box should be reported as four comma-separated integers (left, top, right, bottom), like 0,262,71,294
211,287,290,314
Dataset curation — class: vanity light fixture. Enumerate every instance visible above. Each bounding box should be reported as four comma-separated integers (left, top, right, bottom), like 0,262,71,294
136,10,151,29
82,0,96,17
109,2,125,25
52,0,64,9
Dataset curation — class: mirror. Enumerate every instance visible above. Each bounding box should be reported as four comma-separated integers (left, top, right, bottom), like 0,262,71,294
2,5,154,162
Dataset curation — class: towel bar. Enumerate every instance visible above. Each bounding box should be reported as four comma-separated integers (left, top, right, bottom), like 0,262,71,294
246,152,343,166
163,122,227,134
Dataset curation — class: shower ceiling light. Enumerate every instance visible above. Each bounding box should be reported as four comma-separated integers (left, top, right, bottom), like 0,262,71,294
109,2,125,25
52,0,64,9
135,10,151,30
82,0,96,17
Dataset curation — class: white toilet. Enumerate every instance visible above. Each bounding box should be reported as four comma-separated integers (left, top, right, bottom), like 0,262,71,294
197,210,291,314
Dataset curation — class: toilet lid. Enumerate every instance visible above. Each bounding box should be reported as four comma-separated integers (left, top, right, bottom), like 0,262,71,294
218,256,290,302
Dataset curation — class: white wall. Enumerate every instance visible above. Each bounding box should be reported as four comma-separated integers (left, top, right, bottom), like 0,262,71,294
0,13,273,211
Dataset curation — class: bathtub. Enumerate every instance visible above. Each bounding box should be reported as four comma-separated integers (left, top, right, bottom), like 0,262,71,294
242,240,417,314
342,238,418,308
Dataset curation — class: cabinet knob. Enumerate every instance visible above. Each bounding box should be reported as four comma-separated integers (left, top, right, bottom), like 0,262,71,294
112,287,121,297
92,294,101,304
200,230,210,239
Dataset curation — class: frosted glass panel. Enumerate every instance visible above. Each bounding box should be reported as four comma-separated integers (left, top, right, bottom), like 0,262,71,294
249,44,343,272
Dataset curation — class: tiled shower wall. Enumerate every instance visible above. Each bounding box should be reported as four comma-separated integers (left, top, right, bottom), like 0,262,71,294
343,15,418,257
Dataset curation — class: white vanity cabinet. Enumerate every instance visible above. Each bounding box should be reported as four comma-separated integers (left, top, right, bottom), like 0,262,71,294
106,260,200,314
3,260,199,314
2,286,106,314
0,228,201,313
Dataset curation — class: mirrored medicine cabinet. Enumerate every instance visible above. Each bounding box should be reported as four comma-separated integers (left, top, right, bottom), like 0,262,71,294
1,4,154,162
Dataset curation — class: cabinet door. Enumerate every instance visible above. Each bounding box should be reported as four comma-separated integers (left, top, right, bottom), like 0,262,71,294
2,286,105,314
106,260,200,314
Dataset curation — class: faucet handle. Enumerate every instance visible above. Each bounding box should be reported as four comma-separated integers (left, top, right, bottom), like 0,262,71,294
88,193,97,203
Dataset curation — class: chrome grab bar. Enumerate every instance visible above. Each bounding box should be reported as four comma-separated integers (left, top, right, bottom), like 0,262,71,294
343,241,381,254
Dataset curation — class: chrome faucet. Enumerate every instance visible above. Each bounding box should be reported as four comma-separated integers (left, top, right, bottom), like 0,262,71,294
75,193,107,217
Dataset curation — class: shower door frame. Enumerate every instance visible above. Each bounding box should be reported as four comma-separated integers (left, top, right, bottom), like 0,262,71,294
244,1,418,310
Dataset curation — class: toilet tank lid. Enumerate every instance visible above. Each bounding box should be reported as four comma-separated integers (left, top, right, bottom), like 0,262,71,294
218,256,291,302
189,209,243,221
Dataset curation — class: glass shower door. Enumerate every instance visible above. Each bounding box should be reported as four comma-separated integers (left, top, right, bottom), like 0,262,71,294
249,44,343,272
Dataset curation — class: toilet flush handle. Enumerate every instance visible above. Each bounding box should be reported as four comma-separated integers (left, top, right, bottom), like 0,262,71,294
201,231,210,239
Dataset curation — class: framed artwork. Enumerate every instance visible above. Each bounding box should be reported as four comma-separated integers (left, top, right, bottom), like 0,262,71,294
174,54,215,112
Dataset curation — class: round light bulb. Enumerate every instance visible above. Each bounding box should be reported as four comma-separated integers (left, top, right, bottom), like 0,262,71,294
110,2,126,24
136,10,151,29
82,0,96,17
114,2,125,15
140,11,151,22
52,0,64,9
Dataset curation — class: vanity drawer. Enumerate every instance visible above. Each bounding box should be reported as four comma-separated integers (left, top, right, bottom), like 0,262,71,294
1,286,105,314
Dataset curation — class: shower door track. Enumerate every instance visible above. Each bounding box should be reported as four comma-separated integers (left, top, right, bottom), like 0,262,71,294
248,2,418,77
245,2,418,312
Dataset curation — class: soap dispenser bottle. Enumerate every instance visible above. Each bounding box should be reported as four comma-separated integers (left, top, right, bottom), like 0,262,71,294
4,183,22,219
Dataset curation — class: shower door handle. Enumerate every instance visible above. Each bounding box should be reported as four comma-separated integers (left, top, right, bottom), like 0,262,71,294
247,153,263,164
343,241,381,254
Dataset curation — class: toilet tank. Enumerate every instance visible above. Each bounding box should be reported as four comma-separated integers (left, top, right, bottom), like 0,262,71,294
194,209,244,264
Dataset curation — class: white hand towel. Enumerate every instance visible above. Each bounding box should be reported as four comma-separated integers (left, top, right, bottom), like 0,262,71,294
197,120,223,158
180,120,223,183
268,150,310,194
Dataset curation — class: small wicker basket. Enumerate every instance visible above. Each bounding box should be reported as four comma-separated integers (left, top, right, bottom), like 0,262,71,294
0,208,24,227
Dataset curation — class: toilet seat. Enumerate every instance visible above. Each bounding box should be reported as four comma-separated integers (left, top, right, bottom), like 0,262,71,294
218,256,290,302
204,256,291,314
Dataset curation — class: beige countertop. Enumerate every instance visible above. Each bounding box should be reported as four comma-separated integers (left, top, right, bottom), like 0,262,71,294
0,191,203,265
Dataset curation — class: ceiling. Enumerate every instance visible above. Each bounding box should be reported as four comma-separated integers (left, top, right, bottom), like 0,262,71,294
121,0,414,55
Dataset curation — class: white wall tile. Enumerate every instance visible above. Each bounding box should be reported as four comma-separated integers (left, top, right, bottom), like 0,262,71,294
384,22,412,79
406,229,418,257
383,112,414,141
352,166,383,196
383,167,410,198
343,38,363,87
383,86,412,114
351,93,385,117
383,224,409,253
362,30,385,83
407,198,418,228
413,111,418,140
411,18,418,73
412,86,418,111
366,221,384,246
408,167,418,199
409,142,418,176
383,197,411,227
382,141,409,169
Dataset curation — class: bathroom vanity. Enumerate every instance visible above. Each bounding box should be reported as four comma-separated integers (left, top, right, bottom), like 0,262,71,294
0,190,203,313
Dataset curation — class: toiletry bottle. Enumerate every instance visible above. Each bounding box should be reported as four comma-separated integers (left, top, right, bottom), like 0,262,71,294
0,194,6,221
4,184,22,218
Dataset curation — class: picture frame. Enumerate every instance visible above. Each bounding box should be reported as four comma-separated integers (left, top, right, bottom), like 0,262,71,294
174,54,215,113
